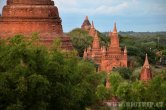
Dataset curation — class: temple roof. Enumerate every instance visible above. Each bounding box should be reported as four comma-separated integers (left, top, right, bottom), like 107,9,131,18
140,54,152,81
113,22,117,33
89,21,96,37
109,22,119,47
91,21,95,29
92,31,100,49
143,54,150,68
81,16,91,30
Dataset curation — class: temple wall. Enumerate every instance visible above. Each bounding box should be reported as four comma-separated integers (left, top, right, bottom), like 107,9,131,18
0,0,63,38
2,6,59,18
0,18,63,37
0,0,73,50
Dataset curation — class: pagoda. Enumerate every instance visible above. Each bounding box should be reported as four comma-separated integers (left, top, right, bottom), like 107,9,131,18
81,16,91,31
140,54,152,81
0,0,72,50
84,22,128,72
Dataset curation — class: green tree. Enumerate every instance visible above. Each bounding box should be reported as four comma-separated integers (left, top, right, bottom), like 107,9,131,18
0,35,103,110
109,72,123,96
68,28,93,57
112,67,132,80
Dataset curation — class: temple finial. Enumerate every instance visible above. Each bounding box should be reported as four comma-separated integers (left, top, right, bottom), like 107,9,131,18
91,21,94,28
81,16,91,30
86,16,88,20
124,46,127,54
92,31,100,49
113,22,117,33
89,21,96,37
143,54,150,67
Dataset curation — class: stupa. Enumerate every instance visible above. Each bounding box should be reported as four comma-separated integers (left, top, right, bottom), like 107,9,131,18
0,0,72,50
140,54,152,81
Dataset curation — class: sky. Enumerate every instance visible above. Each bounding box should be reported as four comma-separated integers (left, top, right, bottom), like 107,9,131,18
0,0,166,32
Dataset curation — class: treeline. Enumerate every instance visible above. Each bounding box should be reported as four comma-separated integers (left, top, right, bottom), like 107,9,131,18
69,28,166,66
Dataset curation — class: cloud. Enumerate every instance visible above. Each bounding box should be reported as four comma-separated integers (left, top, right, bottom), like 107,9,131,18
55,0,131,15
0,0,129,15
54,0,166,17
145,3,166,16
0,0,165,31
60,2,128,15
1,0,165,16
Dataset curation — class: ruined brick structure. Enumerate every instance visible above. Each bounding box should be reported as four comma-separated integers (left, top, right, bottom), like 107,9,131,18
140,54,152,81
84,22,128,72
0,0,72,50
81,16,91,31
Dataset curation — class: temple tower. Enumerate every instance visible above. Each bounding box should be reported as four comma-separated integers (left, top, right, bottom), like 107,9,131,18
84,31,102,64
108,23,121,55
140,54,152,81
0,0,72,50
89,21,96,37
81,16,91,31
92,32,100,49
110,23,119,47
82,19,128,88
84,22,128,72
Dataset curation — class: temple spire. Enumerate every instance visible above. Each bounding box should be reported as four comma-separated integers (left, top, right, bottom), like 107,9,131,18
92,31,100,49
89,21,96,37
143,54,150,68
124,46,127,55
86,16,88,20
109,22,119,48
140,54,152,81
81,16,91,31
113,22,117,33
91,21,94,29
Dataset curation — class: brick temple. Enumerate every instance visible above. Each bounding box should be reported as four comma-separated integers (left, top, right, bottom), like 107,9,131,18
0,0,72,50
83,22,128,72
140,54,153,81
81,16,91,31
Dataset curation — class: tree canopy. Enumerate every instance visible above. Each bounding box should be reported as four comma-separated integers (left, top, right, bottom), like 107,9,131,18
0,35,104,110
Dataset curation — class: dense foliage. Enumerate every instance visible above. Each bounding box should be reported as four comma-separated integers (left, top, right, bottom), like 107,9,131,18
0,35,104,110
95,71,166,110
119,32,166,66
68,29,166,110
68,28,93,57
0,31,166,110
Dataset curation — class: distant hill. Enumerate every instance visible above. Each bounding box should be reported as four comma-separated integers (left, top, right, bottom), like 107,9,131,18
103,31,166,37
118,31,166,37
102,31,166,46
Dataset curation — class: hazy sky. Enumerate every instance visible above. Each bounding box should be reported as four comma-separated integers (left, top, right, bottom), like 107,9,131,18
0,0,166,32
